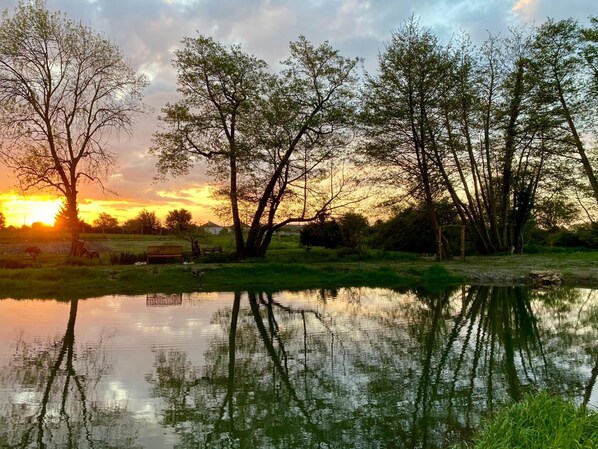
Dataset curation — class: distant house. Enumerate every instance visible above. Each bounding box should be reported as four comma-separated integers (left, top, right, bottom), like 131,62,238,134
200,221,225,235
226,222,250,233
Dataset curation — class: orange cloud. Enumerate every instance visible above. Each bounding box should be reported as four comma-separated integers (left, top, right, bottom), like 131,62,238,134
512,0,538,20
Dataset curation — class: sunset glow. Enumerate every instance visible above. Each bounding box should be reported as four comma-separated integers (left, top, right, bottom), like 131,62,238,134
0,193,63,227
0,186,223,228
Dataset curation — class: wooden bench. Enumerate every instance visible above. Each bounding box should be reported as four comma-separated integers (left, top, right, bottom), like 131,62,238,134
200,246,223,256
147,245,183,263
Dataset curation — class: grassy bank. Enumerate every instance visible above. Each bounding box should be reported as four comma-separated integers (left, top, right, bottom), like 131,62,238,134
2,231,598,299
0,261,463,300
465,392,598,448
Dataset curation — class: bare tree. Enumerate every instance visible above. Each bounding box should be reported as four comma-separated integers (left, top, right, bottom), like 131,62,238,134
0,0,147,255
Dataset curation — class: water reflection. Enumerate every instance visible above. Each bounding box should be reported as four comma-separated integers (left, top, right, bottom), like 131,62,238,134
0,286,597,448
0,299,141,449
146,286,598,448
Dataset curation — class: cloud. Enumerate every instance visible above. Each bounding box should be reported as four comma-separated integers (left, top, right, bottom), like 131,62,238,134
0,0,595,219
512,0,539,21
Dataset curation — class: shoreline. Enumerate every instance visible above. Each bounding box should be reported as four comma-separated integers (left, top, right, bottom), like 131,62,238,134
1,252,597,300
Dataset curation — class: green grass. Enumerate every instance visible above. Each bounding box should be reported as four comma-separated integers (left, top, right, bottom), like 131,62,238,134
466,392,598,449
3,231,598,299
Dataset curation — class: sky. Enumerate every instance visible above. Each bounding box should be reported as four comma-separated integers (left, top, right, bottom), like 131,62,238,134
0,0,596,227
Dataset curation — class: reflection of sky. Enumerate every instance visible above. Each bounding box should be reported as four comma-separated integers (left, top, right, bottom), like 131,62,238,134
0,288,597,448
0,292,235,448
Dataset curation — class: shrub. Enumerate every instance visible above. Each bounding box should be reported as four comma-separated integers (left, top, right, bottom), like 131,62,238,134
300,220,343,249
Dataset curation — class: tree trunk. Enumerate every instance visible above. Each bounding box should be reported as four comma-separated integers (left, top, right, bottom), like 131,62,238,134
66,194,80,257
229,154,246,259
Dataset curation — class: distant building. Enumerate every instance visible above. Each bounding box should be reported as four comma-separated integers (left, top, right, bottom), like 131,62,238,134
200,221,225,235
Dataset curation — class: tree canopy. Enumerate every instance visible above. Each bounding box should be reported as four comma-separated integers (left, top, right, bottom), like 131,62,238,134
152,35,361,258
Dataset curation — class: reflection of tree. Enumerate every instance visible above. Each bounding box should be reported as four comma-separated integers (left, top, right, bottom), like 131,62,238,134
148,286,598,449
0,299,141,449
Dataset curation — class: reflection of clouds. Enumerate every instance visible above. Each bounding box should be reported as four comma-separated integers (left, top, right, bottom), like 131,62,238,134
107,381,129,404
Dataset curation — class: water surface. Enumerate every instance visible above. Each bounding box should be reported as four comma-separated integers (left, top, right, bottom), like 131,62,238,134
0,286,597,448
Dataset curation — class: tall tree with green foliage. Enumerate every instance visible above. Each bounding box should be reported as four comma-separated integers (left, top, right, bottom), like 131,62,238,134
530,17,598,209
152,36,360,258
0,0,146,255
362,18,559,254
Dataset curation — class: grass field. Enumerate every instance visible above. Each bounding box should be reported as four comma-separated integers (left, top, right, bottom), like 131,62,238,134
2,230,598,299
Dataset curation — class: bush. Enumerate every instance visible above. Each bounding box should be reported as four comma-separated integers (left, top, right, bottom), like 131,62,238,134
300,220,343,249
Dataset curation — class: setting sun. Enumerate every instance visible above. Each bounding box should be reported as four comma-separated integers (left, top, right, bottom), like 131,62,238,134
0,193,63,227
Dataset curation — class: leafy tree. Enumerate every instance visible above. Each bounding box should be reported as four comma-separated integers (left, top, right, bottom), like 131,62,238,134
134,209,160,235
533,195,579,231
374,201,458,253
152,36,360,258
362,18,559,254
93,212,119,233
531,18,598,207
54,201,82,232
0,0,147,255
0,211,5,230
165,208,192,232
338,212,369,248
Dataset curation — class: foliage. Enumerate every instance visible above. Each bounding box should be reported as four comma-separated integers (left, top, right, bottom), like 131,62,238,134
373,201,458,253
0,211,5,229
131,209,161,235
360,17,597,255
530,18,598,208
468,392,598,449
300,219,343,249
165,208,192,232
0,0,146,255
93,212,119,232
152,35,361,258
338,212,370,248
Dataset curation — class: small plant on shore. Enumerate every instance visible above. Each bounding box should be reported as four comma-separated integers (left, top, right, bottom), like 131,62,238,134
467,392,598,449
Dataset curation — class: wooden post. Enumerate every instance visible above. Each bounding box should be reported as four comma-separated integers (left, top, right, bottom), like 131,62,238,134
437,226,442,261
461,225,466,262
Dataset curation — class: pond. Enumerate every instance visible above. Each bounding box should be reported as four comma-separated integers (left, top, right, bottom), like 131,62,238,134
0,286,597,448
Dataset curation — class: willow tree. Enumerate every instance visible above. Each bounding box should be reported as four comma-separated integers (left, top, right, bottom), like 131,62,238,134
0,0,146,255
152,36,360,258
